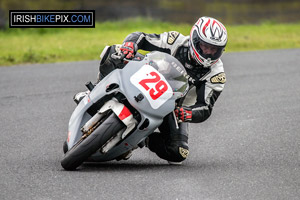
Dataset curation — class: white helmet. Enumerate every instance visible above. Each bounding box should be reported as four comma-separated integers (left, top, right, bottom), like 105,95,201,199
189,17,228,67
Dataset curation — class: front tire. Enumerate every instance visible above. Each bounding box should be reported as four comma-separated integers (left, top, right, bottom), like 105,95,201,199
61,113,125,170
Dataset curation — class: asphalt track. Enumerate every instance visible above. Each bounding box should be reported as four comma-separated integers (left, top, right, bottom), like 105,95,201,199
1,49,300,200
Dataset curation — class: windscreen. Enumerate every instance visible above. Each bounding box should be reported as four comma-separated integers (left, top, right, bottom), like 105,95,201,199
145,51,189,97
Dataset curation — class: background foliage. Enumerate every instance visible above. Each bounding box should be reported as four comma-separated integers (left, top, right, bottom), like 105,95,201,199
1,18,300,66
1,0,300,26
0,0,299,66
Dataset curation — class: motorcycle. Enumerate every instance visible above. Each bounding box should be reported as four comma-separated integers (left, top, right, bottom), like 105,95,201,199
61,51,189,170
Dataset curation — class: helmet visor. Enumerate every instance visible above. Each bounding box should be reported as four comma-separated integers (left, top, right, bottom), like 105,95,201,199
192,30,225,61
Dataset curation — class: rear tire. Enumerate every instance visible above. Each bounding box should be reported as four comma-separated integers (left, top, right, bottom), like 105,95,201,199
61,113,125,170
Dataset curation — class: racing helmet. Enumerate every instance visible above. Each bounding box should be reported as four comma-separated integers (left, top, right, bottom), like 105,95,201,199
189,17,227,67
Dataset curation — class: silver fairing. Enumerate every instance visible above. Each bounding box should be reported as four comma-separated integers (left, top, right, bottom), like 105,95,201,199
67,52,189,162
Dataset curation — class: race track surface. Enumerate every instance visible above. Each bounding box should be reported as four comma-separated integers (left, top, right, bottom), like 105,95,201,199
1,49,299,200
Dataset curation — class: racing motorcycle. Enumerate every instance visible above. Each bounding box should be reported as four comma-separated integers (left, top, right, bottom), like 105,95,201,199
61,51,189,170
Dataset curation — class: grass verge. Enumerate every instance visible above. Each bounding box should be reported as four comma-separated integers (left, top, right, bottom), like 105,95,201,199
0,18,299,66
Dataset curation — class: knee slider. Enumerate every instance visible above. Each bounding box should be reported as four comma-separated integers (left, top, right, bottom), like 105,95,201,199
167,142,189,162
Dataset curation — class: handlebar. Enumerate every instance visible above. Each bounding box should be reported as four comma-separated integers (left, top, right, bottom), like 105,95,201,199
111,52,131,63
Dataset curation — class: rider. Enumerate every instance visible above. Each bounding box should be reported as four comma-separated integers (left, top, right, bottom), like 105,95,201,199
74,16,228,164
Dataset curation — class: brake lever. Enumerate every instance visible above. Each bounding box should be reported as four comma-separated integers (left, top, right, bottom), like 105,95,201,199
111,52,123,60
111,52,131,64
173,111,180,129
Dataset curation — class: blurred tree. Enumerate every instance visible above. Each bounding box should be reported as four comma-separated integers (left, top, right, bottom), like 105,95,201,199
0,0,80,10
0,7,5,28
0,0,299,28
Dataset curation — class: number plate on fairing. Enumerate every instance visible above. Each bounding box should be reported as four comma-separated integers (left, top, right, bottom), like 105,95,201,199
130,65,173,109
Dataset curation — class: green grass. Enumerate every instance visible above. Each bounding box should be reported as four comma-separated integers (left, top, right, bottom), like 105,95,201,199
226,22,300,51
0,18,300,66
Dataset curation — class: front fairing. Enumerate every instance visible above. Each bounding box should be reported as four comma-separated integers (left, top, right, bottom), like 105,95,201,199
120,52,189,118
67,51,189,155
67,73,121,149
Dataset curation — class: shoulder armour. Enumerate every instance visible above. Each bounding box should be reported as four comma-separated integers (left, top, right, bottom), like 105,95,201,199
203,59,226,91
210,72,226,84
167,31,180,44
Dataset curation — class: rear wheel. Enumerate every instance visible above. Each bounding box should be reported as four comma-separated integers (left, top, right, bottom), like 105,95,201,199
61,113,125,170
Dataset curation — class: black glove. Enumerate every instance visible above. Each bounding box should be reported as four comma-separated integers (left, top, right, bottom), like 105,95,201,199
120,42,137,59
174,107,192,122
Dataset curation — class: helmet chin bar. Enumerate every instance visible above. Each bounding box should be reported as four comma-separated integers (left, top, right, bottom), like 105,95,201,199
189,50,212,68
189,39,215,68
188,51,201,67
200,58,212,68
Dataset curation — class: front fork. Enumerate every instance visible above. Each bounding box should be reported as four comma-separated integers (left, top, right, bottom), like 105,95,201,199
81,98,137,153
98,98,137,139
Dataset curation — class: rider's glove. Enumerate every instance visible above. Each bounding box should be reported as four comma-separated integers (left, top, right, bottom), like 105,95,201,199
120,42,137,59
174,106,192,122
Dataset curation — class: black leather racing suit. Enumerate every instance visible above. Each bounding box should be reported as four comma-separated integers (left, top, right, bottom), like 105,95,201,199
98,31,226,162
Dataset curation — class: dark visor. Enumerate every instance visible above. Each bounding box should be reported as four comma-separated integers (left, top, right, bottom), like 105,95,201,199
192,30,224,60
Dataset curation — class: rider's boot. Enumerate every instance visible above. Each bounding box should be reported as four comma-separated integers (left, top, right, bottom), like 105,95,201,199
147,113,189,165
168,161,183,165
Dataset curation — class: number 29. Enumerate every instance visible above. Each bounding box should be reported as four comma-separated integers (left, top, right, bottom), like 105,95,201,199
139,71,168,100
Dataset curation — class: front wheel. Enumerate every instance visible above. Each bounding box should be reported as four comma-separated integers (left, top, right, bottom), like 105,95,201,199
61,113,125,170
